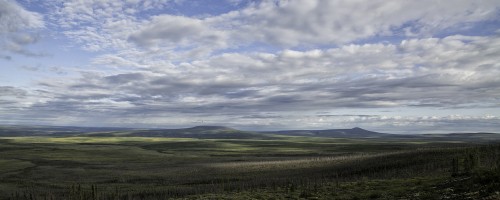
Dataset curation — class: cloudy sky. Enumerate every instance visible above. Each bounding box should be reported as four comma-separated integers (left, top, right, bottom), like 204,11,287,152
1,0,499,133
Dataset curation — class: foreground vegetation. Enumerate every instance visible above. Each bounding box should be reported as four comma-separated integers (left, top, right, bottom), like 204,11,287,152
0,135,499,199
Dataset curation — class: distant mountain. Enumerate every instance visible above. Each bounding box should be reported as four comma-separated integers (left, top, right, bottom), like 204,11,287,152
266,127,391,138
0,125,498,141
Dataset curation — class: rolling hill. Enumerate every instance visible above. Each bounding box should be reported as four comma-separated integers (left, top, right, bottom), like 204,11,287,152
126,126,271,139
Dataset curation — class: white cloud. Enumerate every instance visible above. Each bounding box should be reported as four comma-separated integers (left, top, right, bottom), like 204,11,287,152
51,0,172,51
0,0,44,33
44,0,500,62
0,0,44,58
119,0,500,60
128,14,228,56
224,0,499,46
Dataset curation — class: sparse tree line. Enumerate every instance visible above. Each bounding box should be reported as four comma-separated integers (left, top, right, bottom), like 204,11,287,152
6,144,500,200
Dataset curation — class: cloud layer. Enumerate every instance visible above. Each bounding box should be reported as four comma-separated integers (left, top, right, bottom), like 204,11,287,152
0,0,499,133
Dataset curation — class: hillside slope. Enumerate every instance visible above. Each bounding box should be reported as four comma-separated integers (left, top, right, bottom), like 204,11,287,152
127,126,271,139
266,127,390,138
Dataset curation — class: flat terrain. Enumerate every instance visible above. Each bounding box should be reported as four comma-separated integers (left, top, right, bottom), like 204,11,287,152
0,132,499,199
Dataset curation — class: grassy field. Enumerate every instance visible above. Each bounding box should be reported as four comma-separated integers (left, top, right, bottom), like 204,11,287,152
0,136,499,199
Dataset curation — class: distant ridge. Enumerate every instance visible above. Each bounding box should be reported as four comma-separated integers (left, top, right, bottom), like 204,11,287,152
0,125,499,141
267,127,390,138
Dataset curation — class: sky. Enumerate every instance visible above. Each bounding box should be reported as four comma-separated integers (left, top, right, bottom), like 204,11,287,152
0,0,499,133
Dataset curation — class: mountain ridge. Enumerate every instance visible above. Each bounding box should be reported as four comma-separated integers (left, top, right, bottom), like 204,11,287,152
0,125,498,141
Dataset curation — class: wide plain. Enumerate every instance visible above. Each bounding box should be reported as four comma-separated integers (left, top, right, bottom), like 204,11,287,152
0,129,499,199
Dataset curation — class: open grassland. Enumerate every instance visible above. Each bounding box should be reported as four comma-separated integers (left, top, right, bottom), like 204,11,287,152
0,136,499,199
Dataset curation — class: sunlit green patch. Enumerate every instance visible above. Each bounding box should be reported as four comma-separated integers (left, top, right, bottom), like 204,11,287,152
0,136,198,144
